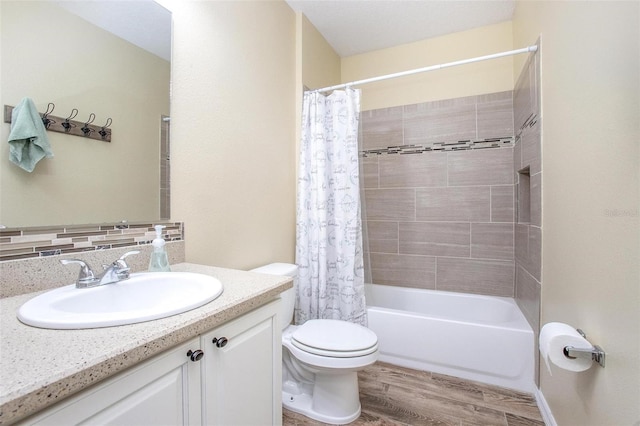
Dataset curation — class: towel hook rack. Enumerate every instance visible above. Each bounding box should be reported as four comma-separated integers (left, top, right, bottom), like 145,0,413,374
81,113,96,136
42,103,56,129
3,103,112,142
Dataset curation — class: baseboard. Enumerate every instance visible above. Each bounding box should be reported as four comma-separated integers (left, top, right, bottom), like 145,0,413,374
535,387,557,426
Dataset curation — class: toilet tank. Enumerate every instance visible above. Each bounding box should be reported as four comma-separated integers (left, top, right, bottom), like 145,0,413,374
250,263,297,331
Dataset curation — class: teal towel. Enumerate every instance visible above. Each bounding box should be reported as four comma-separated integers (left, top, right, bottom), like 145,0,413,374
8,97,54,172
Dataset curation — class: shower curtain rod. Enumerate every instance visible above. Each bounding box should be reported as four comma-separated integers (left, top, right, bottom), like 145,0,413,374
311,45,538,93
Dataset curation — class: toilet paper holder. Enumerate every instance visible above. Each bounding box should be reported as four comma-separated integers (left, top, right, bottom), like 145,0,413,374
562,329,606,368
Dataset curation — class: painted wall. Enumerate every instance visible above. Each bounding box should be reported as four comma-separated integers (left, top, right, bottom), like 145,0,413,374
169,1,296,270
341,21,515,111
0,1,169,227
299,13,341,91
513,2,640,425
294,12,341,180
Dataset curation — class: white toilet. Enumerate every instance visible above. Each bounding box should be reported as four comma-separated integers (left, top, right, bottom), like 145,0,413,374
251,263,378,425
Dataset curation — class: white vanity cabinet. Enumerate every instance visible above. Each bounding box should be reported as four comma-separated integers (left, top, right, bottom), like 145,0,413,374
24,338,203,425
22,299,281,426
201,299,282,425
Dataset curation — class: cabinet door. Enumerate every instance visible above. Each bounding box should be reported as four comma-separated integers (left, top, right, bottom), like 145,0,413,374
201,300,281,426
25,338,203,426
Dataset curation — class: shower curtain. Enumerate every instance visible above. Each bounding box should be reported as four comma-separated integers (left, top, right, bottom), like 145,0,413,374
295,88,367,326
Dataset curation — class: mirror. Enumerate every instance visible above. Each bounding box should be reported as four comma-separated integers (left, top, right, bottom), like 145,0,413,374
0,1,171,228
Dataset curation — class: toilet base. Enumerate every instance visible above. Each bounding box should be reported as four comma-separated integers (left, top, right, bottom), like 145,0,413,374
283,390,361,425
282,369,362,425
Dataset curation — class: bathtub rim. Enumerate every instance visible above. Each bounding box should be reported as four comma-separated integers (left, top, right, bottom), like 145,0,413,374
364,282,532,329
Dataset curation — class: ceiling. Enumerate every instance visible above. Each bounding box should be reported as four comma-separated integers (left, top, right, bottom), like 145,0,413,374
54,1,515,61
54,0,171,61
285,0,516,57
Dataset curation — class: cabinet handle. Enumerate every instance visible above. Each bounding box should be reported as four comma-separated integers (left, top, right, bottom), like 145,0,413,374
212,337,228,348
187,349,204,362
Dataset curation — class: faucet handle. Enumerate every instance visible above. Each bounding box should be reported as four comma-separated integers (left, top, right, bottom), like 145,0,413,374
113,250,141,279
114,250,140,268
119,250,141,261
60,259,97,286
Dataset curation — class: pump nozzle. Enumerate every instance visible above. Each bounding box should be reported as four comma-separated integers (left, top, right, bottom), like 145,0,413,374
154,224,166,238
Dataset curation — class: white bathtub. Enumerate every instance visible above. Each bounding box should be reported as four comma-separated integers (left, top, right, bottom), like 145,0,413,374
365,283,535,393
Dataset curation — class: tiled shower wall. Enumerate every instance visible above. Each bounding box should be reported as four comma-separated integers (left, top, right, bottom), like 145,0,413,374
512,48,542,385
361,91,518,297
513,51,541,330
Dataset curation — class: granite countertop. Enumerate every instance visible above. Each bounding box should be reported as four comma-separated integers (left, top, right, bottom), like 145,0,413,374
0,263,292,425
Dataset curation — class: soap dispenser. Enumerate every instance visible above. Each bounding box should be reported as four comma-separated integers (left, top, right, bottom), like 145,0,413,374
148,225,171,272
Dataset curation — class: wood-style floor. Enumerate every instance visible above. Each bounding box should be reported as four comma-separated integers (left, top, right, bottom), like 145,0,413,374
283,362,545,426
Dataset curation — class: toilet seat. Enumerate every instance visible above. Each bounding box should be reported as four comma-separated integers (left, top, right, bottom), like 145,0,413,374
283,320,379,370
292,340,377,358
291,319,378,358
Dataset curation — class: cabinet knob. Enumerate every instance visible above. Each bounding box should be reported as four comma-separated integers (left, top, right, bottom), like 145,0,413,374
187,349,204,362
212,337,228,348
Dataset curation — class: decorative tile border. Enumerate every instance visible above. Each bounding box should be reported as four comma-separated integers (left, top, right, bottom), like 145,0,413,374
360,136,514,157
0,222,183,262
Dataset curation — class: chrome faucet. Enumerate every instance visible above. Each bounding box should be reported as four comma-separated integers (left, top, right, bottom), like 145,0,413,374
61,250,140,288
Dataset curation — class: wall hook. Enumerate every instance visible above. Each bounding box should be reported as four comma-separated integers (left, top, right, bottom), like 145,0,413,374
62,108,78,133
99,117,112,140
81,113,96,136
42,102,56,129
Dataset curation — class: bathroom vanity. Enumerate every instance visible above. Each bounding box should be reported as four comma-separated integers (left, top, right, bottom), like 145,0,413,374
0,263,291,425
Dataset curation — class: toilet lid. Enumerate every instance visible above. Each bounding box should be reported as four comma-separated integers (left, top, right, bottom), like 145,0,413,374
291,319,378,358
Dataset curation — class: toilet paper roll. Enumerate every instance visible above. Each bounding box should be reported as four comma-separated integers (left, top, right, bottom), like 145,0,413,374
539,322,593,375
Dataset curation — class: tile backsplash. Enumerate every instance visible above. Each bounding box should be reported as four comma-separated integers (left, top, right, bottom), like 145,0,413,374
0,240,185,298
0,222,183,261
0,221,186,298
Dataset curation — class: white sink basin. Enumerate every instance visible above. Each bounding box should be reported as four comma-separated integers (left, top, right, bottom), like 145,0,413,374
17,272,223,329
